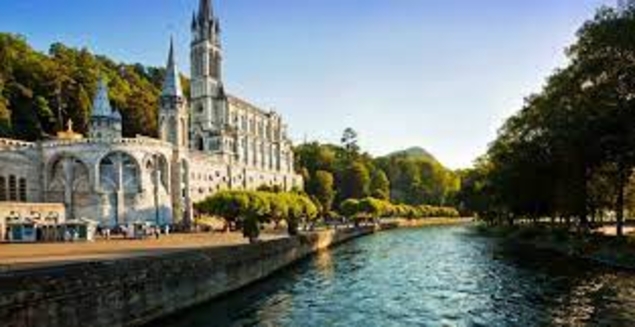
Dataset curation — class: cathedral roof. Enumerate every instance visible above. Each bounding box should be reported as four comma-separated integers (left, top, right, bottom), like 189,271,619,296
227,94,279,118
162,38,183,98
92,78,113,118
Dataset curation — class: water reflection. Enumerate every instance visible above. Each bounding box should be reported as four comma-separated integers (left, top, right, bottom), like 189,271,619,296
155,226,635,327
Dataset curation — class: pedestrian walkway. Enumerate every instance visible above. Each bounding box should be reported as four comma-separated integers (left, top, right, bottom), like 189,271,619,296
0,232,286,271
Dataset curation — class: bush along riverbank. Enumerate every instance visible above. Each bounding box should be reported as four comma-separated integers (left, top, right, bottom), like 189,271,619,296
386,217,473,229
475,224,635,270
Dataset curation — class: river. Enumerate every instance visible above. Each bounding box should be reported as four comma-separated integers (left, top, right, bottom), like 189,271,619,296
154,225,635,327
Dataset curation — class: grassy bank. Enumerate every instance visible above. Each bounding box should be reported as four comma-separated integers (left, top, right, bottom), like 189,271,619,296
476,224,635,270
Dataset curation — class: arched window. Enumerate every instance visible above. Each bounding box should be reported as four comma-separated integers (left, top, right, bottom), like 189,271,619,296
156,155,169,190
100,153,140,193
8,175,17,201
196,136,205,151
18,178,27,202
0,176,6,201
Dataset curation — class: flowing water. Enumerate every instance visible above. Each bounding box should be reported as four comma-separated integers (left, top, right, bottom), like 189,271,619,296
154,225,635,327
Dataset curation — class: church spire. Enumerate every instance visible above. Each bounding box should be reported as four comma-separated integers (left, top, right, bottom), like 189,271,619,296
198,0,213,23
162,38,183,98
191,11,197,30
161,38,183,97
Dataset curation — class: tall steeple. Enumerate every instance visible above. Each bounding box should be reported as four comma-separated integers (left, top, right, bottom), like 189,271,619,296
162,38,183,98
198,0,213,23
159,38,188,148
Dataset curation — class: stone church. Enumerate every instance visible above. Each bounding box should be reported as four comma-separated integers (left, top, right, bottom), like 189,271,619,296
0,0,302,227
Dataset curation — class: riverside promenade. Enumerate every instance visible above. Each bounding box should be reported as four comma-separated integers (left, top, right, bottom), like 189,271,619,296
0,227,378,327
0,232,286,271
0,218,471,271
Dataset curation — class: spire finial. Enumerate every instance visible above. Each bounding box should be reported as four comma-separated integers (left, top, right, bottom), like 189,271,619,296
168,36,175,66
198,0,214,23
162,37,183,98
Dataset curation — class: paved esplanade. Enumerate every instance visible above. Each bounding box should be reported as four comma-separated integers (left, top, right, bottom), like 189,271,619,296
0,233,285,270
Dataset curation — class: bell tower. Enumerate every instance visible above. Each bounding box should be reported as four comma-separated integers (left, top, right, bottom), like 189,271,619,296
159,38,189,149
190,0,230,154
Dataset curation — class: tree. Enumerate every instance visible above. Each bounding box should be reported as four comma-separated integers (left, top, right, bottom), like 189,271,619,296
310,170,335,216
195,191,248,232
341,127,360,156
370,169,390,200
458,6,635,234
340,199,360,219
358,198,386,219
242,192,271,243
268,192,289,230
340,162,370,200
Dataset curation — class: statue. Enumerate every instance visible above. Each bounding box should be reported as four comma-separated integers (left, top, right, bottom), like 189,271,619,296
56,118,83,140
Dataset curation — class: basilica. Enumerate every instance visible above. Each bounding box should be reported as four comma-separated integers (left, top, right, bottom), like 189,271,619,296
0,0,302,227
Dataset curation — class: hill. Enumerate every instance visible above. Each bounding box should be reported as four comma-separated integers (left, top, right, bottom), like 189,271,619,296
385,146,438,163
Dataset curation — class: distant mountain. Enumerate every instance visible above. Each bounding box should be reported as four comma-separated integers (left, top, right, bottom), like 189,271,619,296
385,147,438,163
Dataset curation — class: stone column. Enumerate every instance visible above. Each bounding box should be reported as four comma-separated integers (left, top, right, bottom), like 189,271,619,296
62,159,74,220
153,159,161,225
116,154,125,226
182,160,193,228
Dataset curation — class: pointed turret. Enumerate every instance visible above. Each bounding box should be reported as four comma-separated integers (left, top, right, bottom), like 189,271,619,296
198,0,213,24
112,108,122,121
191,12,198,30
92,77,113,117
89,76,122,139
159,37,189,148
162,38,183,98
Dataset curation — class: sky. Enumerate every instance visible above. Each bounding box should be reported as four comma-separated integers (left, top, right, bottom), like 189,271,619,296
0,0,617,169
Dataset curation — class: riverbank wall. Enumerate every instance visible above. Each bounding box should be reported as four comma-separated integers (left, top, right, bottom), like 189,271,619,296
0,227,375,327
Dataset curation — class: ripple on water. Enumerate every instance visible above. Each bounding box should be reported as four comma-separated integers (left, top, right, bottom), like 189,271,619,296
154,226,635,327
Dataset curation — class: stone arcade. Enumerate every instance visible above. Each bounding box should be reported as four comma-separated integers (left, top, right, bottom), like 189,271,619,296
0,0,302,227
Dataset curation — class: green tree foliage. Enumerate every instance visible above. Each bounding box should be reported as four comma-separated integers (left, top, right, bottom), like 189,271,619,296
309,170,336,216
0,33,179,140
370,169,390,200
195,190,248,231
375,153,459,206
340,127,360,156
195,190,318,240
295,130,460,211
340,199,360,218
459,7,635,236
340,162,371,200
340,197,459,220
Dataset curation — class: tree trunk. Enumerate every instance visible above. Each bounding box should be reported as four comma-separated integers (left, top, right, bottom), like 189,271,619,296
616,164,626,238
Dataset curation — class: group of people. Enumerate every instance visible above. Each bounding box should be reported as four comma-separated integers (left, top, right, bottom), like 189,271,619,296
63,229,80,242
98,224,171,240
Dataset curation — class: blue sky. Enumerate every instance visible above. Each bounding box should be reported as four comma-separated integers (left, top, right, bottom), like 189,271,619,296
0,0,615,168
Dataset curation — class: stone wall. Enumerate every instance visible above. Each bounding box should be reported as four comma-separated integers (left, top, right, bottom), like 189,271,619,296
0,227,375,327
